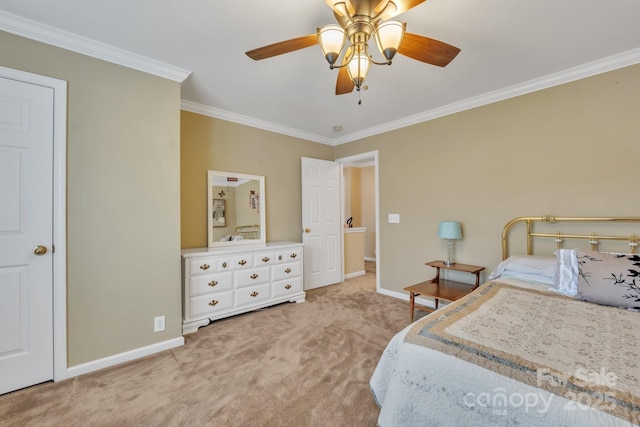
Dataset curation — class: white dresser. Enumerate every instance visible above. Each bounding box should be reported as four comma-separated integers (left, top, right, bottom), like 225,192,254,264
181,242,305,334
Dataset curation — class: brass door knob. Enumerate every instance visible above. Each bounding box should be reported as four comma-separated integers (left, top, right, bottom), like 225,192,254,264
33,245,48,256
304,228,311,233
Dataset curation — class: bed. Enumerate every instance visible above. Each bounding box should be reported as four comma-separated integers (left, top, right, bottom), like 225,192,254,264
371,216,640,427
235,224,260,239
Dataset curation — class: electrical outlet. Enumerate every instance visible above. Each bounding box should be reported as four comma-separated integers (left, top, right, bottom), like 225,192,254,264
154,315,165,332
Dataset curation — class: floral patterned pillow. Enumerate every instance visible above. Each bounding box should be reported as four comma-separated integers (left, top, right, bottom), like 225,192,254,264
575,250,640,309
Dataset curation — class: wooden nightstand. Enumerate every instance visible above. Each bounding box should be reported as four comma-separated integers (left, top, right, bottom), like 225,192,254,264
404,260,485,322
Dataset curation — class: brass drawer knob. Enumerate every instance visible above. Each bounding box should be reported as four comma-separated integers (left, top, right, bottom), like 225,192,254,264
285,268,292,274
208,300,218,307
262,257,270,262
290,253,297,259
278,255,283,261
200,264,210,270
250,291,259,297
238,260,247,266
208,281,218,287
285,284,292,290
222,262,228,268
250,274,258,280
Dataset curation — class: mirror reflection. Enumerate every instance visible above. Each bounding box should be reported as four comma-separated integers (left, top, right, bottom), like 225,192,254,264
207,171,266,247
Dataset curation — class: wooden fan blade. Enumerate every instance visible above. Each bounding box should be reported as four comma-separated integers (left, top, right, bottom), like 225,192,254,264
245,34,318,60
377,0,426,20
397,32,460,67
336,66,355,95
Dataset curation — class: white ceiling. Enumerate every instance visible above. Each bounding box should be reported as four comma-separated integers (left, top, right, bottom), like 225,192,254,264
2,0,640,145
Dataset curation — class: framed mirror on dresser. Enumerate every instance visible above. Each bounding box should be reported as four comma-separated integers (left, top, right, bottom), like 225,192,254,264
207,170,266,247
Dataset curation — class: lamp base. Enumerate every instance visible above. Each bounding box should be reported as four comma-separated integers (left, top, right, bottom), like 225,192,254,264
445,239,456,267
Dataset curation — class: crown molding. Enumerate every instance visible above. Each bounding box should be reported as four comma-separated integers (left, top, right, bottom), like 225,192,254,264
0,11,191,83
180,100,335,145
331,47,640,145
183,47,640,146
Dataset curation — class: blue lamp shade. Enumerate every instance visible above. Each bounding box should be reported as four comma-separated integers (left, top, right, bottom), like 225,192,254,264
438,221,462,240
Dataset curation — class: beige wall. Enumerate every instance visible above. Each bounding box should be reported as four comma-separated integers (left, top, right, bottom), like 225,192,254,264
1,31,182,366
334,63,640,292
180,111,334,248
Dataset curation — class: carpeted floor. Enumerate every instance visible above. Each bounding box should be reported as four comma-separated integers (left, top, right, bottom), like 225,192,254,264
0,262,417,427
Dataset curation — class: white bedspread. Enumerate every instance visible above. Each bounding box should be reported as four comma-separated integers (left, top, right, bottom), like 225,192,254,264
370,282,639,427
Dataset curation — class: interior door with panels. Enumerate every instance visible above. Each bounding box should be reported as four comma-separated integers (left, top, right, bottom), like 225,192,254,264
0,76,55,394
301,157,343,290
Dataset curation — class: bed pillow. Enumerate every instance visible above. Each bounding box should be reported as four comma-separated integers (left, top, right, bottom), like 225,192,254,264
575,250,640,309
553,249,579,297
488,255,557,286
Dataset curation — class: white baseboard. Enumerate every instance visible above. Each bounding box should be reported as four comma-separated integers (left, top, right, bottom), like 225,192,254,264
376,287,436,310
345,270,366,279
66,336,184,379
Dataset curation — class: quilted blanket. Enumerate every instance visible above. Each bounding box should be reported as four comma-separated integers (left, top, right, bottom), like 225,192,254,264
403,282,640,424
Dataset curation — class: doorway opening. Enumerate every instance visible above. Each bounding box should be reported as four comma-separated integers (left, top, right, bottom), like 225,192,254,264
336,151,379,293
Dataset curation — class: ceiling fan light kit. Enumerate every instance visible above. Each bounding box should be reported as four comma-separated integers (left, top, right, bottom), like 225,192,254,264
317,18,405,91
246,0,460,96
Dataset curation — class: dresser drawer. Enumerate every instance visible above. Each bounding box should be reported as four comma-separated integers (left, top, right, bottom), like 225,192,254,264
235,266,270,288
272,276,302,298
190,271,233,296
277,248,302,263
229,255,253,270
272,262,301,281
235,283,270,306
189,257,218,275
253,252,276,267
190,291,234,317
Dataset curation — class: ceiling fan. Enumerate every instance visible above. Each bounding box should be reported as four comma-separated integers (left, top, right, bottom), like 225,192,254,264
245,0,460,96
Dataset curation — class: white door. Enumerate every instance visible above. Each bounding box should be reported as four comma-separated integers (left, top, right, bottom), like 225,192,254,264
0,76,54,394
301,157,342,289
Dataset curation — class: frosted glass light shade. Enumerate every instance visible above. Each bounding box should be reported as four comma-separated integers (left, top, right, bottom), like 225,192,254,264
347,53,371,88
375,20,405,62
318,25,346,67
438,221,462,240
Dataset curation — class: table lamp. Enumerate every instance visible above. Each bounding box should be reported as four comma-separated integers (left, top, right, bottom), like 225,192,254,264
438,221,462,266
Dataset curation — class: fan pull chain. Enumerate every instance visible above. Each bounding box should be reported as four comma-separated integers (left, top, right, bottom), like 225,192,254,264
358,90,362,105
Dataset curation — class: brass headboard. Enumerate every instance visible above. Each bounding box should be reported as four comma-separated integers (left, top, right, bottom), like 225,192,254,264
235,224,260,240
502,216,640,260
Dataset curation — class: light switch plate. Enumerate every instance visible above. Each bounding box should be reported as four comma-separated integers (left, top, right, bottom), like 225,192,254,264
388,214,400,223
